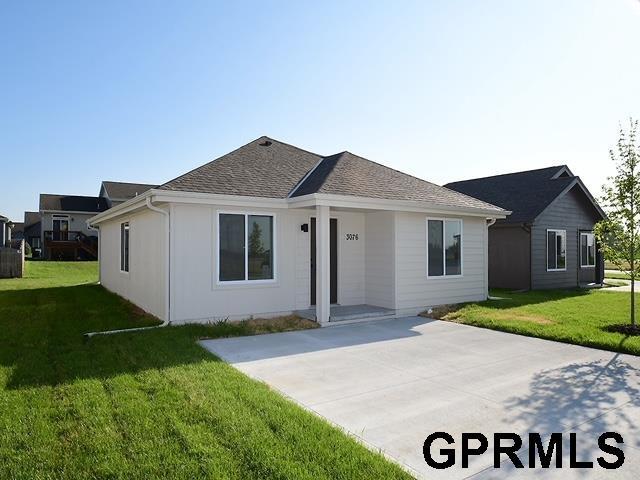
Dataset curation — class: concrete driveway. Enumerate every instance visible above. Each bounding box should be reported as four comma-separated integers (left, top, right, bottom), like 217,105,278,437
200,317,640,479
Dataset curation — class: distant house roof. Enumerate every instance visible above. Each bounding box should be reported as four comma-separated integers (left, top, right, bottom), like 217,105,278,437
0,214,8,222
445,165,605,224
24,211,40,228
101,181,157,201
39,194,108,213
159,136,505,213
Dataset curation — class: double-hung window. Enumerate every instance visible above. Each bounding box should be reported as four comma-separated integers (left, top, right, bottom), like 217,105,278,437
547,229,566,271
218,213,274,283
580,232,596,267
120,222,130,272
427,218,463,277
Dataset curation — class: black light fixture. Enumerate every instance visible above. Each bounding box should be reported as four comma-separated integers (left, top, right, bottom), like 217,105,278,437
301,223,309,232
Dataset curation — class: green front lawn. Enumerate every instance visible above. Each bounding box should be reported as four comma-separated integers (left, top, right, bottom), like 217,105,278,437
0,262,410,479
432,289,640,356
605,270,632,280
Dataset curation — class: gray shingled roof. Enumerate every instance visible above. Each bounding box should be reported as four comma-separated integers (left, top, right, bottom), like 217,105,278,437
40,194,108,213
102,181,157,200
160,136,505,213
445,166,604,224
290,151,503,211
160,137,322,198
24,211,40,228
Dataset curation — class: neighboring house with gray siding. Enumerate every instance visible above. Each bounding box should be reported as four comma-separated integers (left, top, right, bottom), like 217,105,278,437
446,165,606,290
88,136,508,325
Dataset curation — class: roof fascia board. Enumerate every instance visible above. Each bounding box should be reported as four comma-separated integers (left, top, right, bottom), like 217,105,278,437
288,193,509,218
551,166,574,179
151,190,289,207
40,210,105,215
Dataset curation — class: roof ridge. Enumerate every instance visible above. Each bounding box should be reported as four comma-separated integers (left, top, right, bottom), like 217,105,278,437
446,165,568,185
159,135,324,191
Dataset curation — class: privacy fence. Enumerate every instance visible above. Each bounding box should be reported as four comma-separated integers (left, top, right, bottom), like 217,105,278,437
0,240,25,278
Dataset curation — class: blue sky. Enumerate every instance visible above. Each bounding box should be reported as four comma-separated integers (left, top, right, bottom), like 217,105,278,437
1,0,639,221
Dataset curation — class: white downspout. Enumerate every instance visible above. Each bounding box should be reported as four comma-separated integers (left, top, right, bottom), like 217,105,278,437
84,196,171,338
485,218,497,299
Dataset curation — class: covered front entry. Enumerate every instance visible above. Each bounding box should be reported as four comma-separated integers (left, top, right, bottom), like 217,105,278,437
310,217,337,305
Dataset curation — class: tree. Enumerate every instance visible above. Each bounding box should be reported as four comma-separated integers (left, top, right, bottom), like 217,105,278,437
594,118,640,330
248,221,264,257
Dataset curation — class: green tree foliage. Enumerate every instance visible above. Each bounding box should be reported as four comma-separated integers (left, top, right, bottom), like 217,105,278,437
594,118,640,327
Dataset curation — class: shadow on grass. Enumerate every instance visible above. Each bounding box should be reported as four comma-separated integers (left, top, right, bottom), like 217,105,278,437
0,284,223,390
0,282,429,390
486,288,592,309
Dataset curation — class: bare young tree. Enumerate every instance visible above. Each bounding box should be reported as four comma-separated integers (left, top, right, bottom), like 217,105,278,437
594,118,640,330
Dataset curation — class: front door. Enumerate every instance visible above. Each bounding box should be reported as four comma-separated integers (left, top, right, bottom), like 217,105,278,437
52,216,69,241
310,217,338,305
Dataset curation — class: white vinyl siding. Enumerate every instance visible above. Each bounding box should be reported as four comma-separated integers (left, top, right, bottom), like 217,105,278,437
365,211,396,309
396,213,486,310
99,209,166,320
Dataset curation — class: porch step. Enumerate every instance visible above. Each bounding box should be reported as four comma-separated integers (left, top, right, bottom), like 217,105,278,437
326,313,398,326
295,304,396,324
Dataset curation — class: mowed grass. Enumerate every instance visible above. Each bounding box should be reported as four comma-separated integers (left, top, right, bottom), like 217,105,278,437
433,289,640,356
0,262,410,480
0,260,99,290
605,270,632,280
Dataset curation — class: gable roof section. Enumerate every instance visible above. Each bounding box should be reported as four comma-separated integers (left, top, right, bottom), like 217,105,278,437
445,165,604,224
24,211,40,227
290,151,502,211
157,136,504,214
159,137,323,198
101,181,157,201
40,194,108,213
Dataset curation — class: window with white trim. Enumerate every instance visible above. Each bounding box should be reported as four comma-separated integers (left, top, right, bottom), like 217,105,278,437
580,232,596,267
547,229,566,271
218,213,274,282
427,218,462,277
120,222,130,272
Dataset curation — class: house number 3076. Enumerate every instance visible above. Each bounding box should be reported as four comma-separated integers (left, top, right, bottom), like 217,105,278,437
345,233,359,241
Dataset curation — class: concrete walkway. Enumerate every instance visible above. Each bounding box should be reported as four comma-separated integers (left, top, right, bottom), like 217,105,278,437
201,317,640,479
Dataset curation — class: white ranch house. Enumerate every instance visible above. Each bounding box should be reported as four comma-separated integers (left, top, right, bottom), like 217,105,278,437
89,137,508,325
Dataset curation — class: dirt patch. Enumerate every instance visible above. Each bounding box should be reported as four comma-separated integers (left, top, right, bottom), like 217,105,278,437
419,304,462,320
421,305,553,325
240,315,319,334
488,310,554,325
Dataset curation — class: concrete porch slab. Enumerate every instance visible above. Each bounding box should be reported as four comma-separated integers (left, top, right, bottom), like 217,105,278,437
296,304,395,322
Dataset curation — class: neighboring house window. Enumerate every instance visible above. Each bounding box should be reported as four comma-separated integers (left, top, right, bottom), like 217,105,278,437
580,232,596,267
427,218,462,277
218,213,274,282
120,222,130,272
547,229,566,271
31,237,41,249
